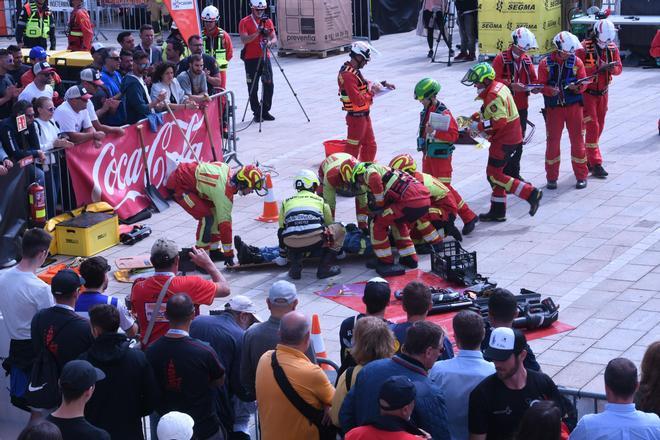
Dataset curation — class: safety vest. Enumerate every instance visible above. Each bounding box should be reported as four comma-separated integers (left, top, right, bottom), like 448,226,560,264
418,102,455,158
281,191,327,238
338,62,370,113
582,39,616,87
543,54,583,108
25,2,50,39
203,29,227,70
480,82,519,124
419,172,449,200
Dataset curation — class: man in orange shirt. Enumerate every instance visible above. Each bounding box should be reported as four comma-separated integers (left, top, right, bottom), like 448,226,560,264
67,0,93,51
338,41,395,162
576,19,622,179
256,311,335,440
129,239,230,349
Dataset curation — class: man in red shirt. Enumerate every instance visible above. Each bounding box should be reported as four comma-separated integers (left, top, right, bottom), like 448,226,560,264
67,0,93,51
576,19,622,179
130,238,230,349
538,31,589,190
492,27,539,182
338,41,395,162
239,0,277,122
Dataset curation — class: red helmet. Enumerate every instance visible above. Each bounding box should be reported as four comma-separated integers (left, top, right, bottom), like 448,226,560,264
234,165,265,191
339,156,358,184
389,154,417,174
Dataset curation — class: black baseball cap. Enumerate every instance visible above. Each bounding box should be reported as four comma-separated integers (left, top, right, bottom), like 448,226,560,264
379,375,416,411
59,360,105,392
484,327,526,362
51,269,85,296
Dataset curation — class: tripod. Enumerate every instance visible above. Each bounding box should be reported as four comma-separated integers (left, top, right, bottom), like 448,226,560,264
430,0,456,66
241,40,310,133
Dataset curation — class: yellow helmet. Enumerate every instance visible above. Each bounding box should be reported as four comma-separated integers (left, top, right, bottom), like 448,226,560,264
389,154,417,174
339,157,358,184
234,165,265,191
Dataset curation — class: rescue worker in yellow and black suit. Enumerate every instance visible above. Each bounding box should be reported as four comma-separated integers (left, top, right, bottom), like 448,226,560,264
16,0,56,50
278,169,344,280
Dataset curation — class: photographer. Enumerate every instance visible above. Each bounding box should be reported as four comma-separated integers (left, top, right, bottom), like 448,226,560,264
239,0,277,122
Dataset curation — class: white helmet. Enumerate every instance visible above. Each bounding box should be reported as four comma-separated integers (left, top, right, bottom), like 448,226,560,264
293,169,320,192
350,41,374,61
170,20,178,30
201,5,219,22
593,19,617,48
511,27,537,51
250,0,267,9
553,31,581,54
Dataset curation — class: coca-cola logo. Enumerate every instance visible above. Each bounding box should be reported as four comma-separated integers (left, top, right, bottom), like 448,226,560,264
90,112,205,206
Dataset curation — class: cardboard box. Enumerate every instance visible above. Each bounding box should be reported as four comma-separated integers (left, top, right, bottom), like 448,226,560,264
277,0,353,51
56,212,119,257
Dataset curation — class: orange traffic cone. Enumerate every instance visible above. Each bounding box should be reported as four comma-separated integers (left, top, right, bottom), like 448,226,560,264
311,314,333,370
257,173,279,223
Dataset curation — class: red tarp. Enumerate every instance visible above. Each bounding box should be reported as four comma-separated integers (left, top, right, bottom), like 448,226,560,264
316,269,574,343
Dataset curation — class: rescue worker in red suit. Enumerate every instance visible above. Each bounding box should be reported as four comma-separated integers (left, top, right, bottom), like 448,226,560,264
318,152,370,232
576,19,622,178
389,153,463,245
338,41,395,162
414,77,478,235
165,162,265,265
342,160,432,276
492,27,540,181
200,5,234,90
462,62,543,222
538,31,590,190
67,0,93,51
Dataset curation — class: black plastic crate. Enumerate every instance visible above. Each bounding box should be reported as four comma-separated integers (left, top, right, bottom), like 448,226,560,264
431,241,477,285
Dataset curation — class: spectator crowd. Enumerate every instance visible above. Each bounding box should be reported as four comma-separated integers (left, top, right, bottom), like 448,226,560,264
1,230,659,440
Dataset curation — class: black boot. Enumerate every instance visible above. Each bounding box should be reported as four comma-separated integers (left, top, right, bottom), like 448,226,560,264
462,217,478,235
399,255,418,269
288,251,302,280
527,189,543,217
576,180,587,190
317,249,341,279
591,164,608,178
209,249,225,262
546,180,558,190
235,235,264,264
375,261,406,277
478,202,506,222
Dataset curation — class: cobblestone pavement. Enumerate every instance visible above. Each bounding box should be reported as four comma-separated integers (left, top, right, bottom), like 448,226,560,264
4,29,660,399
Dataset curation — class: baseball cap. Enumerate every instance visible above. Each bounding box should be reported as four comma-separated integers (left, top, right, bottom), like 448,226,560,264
51,269,85,296
64,85,93,101
157,411,195,440
151,238,179,265
80,68,104,86
484,327,526,362
33,61,55,76
59,360,105,392
268,280,297,304
225,295,261,321
379,376,416,411
29,46,47,61
90,42,105,54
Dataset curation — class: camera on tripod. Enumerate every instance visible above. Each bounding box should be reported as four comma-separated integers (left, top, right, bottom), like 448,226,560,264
258,16,269,37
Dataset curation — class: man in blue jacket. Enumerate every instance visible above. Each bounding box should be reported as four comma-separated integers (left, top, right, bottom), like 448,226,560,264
339,321,450,439
120,50,166,124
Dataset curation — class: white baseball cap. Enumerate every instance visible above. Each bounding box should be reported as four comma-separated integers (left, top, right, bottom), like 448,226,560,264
484,327,526,362
225,295,261,321
157,411,194,440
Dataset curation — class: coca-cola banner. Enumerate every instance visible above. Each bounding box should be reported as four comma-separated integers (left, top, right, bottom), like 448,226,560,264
66,98,222,220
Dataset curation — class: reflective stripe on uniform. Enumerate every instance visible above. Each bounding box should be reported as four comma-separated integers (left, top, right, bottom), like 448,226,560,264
546,157,561,165
373,247,392,258
489,175,513,192
398,245,416,256
491,195,507,203
571,155,587,164
585,142,598,149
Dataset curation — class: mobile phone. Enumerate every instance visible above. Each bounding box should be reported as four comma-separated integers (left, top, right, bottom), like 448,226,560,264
178,247,196,274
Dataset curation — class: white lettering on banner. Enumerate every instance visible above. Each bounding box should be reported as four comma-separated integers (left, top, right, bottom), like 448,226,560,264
171,0,194,10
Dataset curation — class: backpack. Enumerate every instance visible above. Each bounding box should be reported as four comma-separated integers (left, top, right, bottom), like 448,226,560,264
24,315,77,409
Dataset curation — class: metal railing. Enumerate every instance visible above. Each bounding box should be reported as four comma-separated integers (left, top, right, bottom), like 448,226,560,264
558,386,607,418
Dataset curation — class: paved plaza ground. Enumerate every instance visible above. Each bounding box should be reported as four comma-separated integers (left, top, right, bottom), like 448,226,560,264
1,27,660,435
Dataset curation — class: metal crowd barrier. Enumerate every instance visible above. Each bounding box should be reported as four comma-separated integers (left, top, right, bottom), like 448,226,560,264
558,386,607,418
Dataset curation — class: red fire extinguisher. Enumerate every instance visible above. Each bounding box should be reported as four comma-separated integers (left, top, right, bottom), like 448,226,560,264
28,182,46,227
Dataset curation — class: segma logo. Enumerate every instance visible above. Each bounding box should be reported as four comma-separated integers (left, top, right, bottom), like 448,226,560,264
482,22,503,30
508,2,535,12
543,19,560,30
544,0,561,10
495,0,504,12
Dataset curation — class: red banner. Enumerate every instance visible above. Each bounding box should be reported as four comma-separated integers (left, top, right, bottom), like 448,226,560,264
67,98,221,220
162,0,201,49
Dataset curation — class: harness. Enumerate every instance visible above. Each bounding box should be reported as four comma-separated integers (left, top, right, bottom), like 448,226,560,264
418,102,455,159
543,54,583,108
339,63,370,114
203,28,228,70
583,39,615,94
502,49,533,87
382,169,412,200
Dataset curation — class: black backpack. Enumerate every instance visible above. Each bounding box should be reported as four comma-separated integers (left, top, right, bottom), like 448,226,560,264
24,316,76,410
